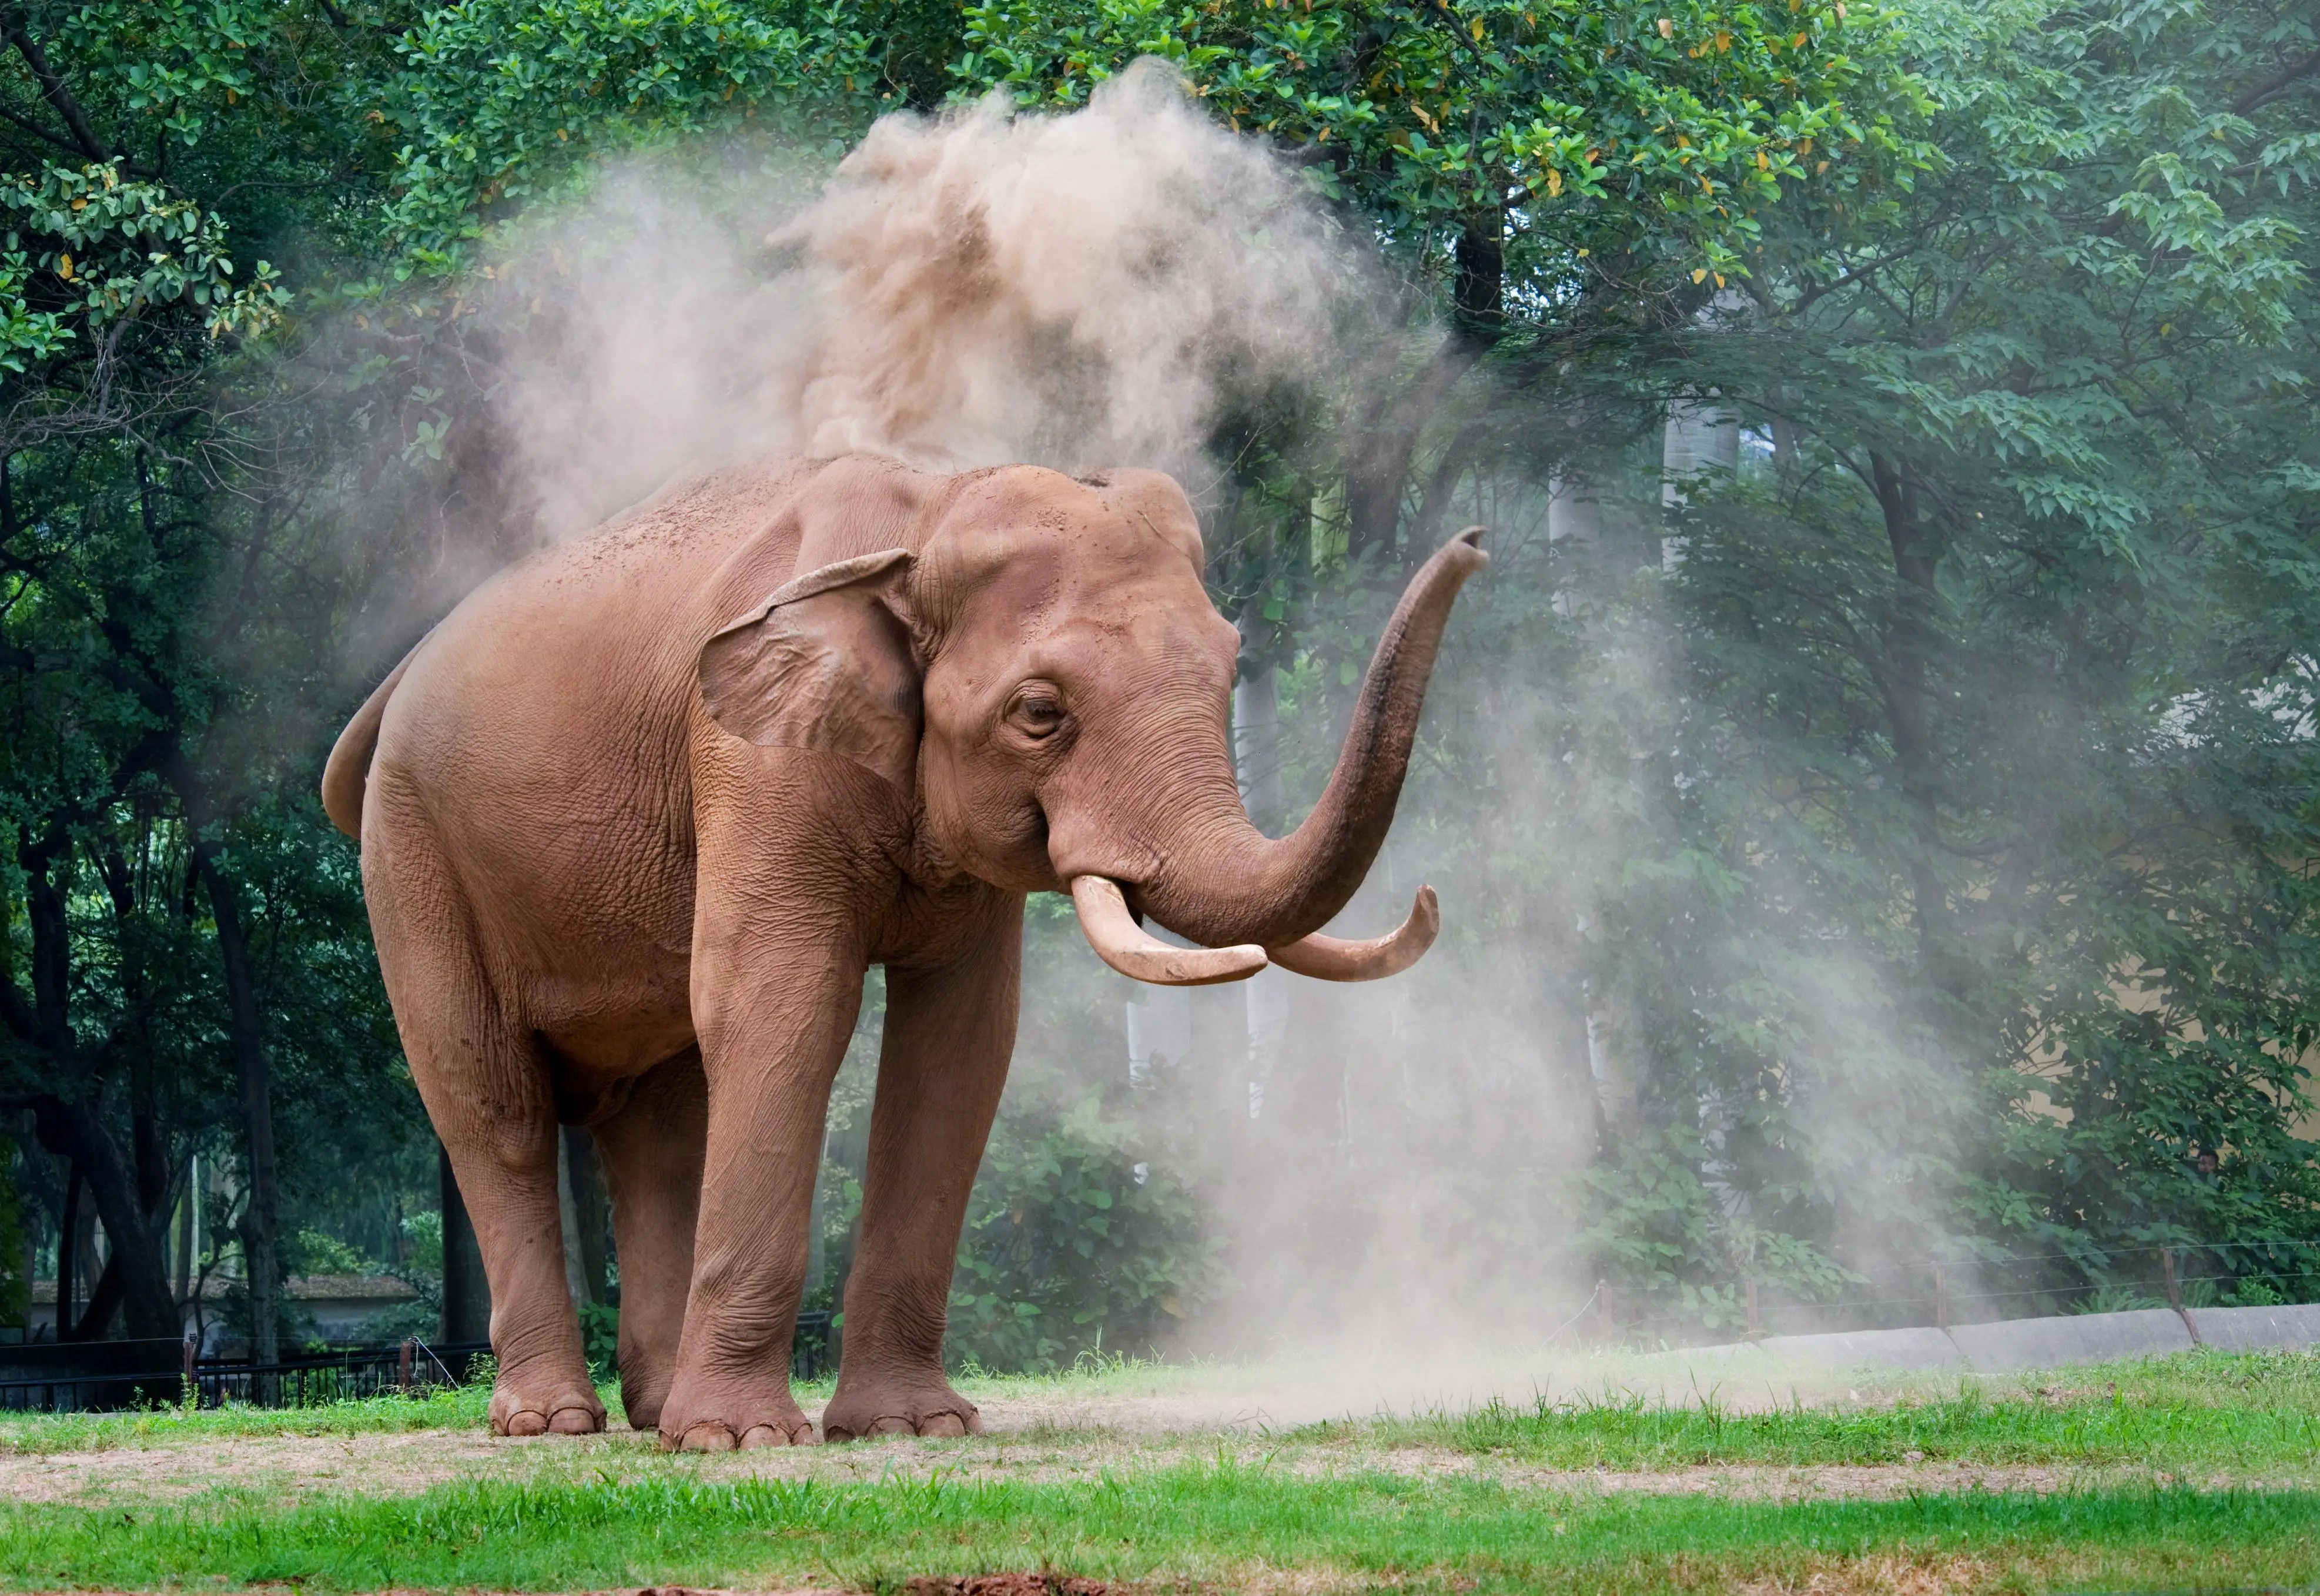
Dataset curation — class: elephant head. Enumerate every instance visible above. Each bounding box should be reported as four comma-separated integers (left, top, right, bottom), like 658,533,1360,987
698,463,1485,985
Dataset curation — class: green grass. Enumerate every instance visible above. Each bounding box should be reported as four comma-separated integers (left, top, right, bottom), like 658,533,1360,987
0,1380,508,1454
1331,1349,2320,1474
3,1350,2314,1591
0,1353,1189,1456
1,1469,2311,1592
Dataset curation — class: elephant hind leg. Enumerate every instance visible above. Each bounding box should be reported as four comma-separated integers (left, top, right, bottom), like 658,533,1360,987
589,1048,706,1432
366,828,602,1437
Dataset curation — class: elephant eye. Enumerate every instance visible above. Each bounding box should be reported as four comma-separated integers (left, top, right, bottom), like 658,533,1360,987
1007,685,1067,740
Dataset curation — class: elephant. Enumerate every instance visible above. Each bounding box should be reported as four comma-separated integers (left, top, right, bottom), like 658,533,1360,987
321,453,1485,1448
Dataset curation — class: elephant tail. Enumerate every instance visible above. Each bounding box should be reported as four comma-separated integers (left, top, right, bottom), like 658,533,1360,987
322,640,424,839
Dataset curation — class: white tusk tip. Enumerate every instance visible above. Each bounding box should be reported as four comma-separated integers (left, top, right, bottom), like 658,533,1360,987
1266,884,1441,982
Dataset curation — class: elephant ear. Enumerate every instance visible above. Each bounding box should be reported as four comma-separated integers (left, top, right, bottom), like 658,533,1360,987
699,548,922,795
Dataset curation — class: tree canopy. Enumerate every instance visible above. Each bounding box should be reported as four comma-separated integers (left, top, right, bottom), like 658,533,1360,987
2,0,2314,1357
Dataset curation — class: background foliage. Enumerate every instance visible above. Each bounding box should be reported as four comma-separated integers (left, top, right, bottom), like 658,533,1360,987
1,0,2314,1365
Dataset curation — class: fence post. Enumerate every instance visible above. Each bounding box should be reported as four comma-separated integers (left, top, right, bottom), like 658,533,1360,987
1934,1265,1949,1330
2162,1248,2181,1310
182,1333,198,1402
399,1337,416,1394
1745,1279,1760,1338
1597,1281,1615,1344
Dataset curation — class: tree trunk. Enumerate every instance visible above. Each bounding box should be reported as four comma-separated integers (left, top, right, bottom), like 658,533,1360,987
1345,347,1476,560
73,1252,123,1340
29,1096,177,1339
173,1160,193,1301
112,844,176,1270
1343,208,1504,562
1232,661,1285,836
561,1128,609,1308
192,845,279,1364
9,826,178,1338
55,1159,79,1337
440,1144,491,1343
131,1073,167,1224
1867,451,1967,995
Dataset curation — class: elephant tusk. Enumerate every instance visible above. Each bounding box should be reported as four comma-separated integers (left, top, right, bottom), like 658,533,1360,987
1266,885,1440,982
1070,877,1268,986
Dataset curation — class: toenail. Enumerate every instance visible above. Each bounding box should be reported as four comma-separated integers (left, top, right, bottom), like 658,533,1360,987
504,1411,548,1437
738,1424,785,1448
548,1407,598,1435
866,1416,915,1437
680,1423,737,1452
918,1413,969,1438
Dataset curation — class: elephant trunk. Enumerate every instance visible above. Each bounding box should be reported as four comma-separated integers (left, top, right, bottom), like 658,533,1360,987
1124,527,1487,952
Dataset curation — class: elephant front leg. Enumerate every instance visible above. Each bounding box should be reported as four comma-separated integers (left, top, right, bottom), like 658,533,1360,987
823,896,1023,1441
657,935,865,1452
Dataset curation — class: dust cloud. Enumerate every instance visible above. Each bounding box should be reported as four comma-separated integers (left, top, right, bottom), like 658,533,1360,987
480,56,1373,540
467,58,1598,1381
458,56,1921,1396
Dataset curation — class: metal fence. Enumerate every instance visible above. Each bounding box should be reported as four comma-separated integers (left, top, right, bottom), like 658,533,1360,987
0,1337,491,1414
793,1310,833,1381
0,1313,835,1414
190,1339,494,1410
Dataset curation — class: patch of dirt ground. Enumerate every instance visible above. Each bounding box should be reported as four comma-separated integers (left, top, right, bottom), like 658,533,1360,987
1735,1553,2006,1595
0,1401,2255,1510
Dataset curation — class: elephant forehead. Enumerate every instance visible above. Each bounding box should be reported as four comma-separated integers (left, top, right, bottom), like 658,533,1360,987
1025,604,1237,684
927,470,1185,584
933,517,1157,592
928,544,1220,658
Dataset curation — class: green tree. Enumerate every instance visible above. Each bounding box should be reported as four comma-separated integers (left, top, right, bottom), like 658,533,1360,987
6,0,2312,1368
0,2,410,1351
1387,0,2320,1321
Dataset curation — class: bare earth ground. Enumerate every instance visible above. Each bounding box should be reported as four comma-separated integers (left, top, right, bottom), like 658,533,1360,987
1,1350,2306,1510
0,1425,2252,1510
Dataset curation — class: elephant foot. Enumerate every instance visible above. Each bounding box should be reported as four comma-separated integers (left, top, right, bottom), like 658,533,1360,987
655,1381,816,1451
488,1365,607,1438
821,1377,982,1443
618,1360,677,1433
620,1384,667,1434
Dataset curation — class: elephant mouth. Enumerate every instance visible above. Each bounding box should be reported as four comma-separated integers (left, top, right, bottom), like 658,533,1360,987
1069,874,1439,987
1070,876,1265,985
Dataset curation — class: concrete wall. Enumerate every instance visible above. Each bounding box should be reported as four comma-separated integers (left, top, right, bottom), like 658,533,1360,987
22,1273,419,1349
1683,1303,2318,1371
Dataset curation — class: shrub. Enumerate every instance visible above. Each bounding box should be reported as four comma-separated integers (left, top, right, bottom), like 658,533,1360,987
946,1093,1218,1372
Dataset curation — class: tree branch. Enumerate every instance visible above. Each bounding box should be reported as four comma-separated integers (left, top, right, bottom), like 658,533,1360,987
0,961,34,1043
1424,0,1493,68
2235,50,2320,116
314,0,406,36
0,640,70,673
0,95,87,157
3,14,109,162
